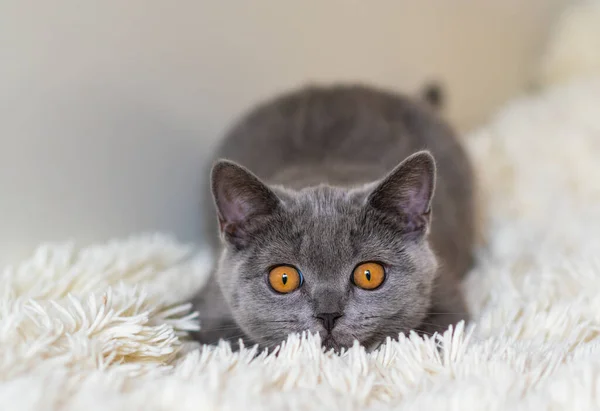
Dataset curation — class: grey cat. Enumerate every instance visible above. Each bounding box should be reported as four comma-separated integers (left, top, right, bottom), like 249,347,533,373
193,83,475,352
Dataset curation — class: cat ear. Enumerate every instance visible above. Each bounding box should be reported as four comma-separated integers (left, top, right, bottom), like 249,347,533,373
211,160,280,247
367,151,436,233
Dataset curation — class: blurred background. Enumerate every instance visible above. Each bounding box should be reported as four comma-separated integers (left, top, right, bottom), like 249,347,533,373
0,0,573,266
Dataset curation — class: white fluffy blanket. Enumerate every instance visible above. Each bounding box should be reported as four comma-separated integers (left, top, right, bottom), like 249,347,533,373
3,2,600,410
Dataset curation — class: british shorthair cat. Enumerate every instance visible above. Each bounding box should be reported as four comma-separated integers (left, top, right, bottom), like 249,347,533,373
193,83,475,351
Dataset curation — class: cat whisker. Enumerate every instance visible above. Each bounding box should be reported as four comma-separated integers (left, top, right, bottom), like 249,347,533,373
361,312,469,321
422,312,470,315
198,325,244,332
198,320,298,333
248,320,298,324
411,329,437,338
215,333,248,341
198,318,297,323
418,320,456,327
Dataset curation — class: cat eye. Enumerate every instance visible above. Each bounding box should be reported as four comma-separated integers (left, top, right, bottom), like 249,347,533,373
268,265,303,294
353,262,385,290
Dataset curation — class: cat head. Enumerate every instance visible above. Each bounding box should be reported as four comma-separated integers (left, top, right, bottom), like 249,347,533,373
210,151,438,351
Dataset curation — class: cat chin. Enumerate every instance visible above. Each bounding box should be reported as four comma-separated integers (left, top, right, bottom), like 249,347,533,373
321,335,344,352
320,332,367,353
321,336,382,353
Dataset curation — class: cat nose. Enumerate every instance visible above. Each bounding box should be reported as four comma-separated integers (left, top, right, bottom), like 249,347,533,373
315,312,343,332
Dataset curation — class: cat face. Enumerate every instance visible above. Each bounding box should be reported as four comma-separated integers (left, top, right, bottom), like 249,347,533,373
210,152,438,351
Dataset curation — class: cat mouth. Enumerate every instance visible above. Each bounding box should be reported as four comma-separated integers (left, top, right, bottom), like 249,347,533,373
321,335,343,352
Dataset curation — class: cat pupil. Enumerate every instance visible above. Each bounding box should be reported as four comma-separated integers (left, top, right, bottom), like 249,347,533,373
282,273,288,285
365,270,371,281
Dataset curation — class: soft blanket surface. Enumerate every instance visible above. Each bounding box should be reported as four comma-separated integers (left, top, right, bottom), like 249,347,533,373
3,2,600,410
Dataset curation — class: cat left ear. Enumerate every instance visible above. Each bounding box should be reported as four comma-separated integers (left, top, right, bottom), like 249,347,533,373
367,151,436,233
211,160,280,248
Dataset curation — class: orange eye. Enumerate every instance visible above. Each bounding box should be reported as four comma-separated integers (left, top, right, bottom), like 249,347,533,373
353,262,385,290
268,265,303,294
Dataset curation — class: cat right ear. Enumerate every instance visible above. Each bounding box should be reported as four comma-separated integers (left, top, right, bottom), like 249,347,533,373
211,160,280,248
367,151,436,234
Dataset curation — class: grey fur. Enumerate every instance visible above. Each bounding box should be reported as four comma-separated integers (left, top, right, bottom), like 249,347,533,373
192,83,475,351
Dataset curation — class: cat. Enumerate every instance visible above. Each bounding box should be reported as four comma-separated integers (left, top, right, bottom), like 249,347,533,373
192,83,475,352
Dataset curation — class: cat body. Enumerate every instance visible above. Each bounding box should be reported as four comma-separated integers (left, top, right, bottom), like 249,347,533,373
193,84,475,351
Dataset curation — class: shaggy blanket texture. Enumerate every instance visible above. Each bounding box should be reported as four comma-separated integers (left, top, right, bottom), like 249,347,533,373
3,2,600,410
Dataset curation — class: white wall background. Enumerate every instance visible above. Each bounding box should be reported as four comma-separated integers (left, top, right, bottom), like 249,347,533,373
0,0,571,266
